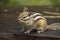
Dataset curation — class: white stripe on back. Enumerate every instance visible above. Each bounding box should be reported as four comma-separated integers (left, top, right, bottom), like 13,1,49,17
23,12,44,21
34,16,43,21
31,13,42,17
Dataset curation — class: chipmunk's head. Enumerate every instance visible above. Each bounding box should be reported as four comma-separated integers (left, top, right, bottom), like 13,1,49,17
17,7,33,25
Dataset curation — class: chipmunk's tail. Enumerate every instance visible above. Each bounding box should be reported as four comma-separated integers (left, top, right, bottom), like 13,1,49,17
47,23,60,30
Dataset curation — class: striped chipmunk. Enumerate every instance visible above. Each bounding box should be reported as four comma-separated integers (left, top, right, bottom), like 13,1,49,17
17,7,48,33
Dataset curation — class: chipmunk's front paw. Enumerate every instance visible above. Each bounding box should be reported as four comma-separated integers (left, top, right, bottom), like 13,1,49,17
37,31,41,33
24,31,30,34
37,30,44,33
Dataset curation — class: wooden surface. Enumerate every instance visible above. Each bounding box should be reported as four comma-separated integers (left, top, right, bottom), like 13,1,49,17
0,35,60,40
0,15,60,38
0,6,60,39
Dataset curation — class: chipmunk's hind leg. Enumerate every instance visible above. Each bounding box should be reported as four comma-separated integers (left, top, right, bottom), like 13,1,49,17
36,19,48,33
36,27,45,33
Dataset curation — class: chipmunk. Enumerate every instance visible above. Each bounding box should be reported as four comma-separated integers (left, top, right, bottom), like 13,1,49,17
17,7,48,33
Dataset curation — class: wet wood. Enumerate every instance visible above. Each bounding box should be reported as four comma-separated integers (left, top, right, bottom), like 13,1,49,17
43,11,60,16
44,16,60,18
0,35,60,40
0,14,60,18
0,6,60,40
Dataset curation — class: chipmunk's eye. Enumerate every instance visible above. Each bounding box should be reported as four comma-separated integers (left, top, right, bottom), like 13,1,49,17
23,16,28,18
21,17,26,20
23,17,26,18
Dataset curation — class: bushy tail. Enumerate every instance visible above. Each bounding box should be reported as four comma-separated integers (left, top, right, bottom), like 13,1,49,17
47,23,60,30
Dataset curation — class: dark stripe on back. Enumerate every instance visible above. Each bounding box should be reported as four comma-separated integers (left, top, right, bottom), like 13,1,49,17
35,18,43,22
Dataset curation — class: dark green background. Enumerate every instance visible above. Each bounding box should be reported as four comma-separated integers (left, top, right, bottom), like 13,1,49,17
0,0,60,6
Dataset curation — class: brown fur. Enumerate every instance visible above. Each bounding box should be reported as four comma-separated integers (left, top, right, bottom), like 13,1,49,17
17,11,48,33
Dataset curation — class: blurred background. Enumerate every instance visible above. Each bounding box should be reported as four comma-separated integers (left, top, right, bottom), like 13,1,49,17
0,0,60,6
0,0,60,39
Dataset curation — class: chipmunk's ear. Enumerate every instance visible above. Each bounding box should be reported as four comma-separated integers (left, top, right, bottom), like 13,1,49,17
23,7,28,12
